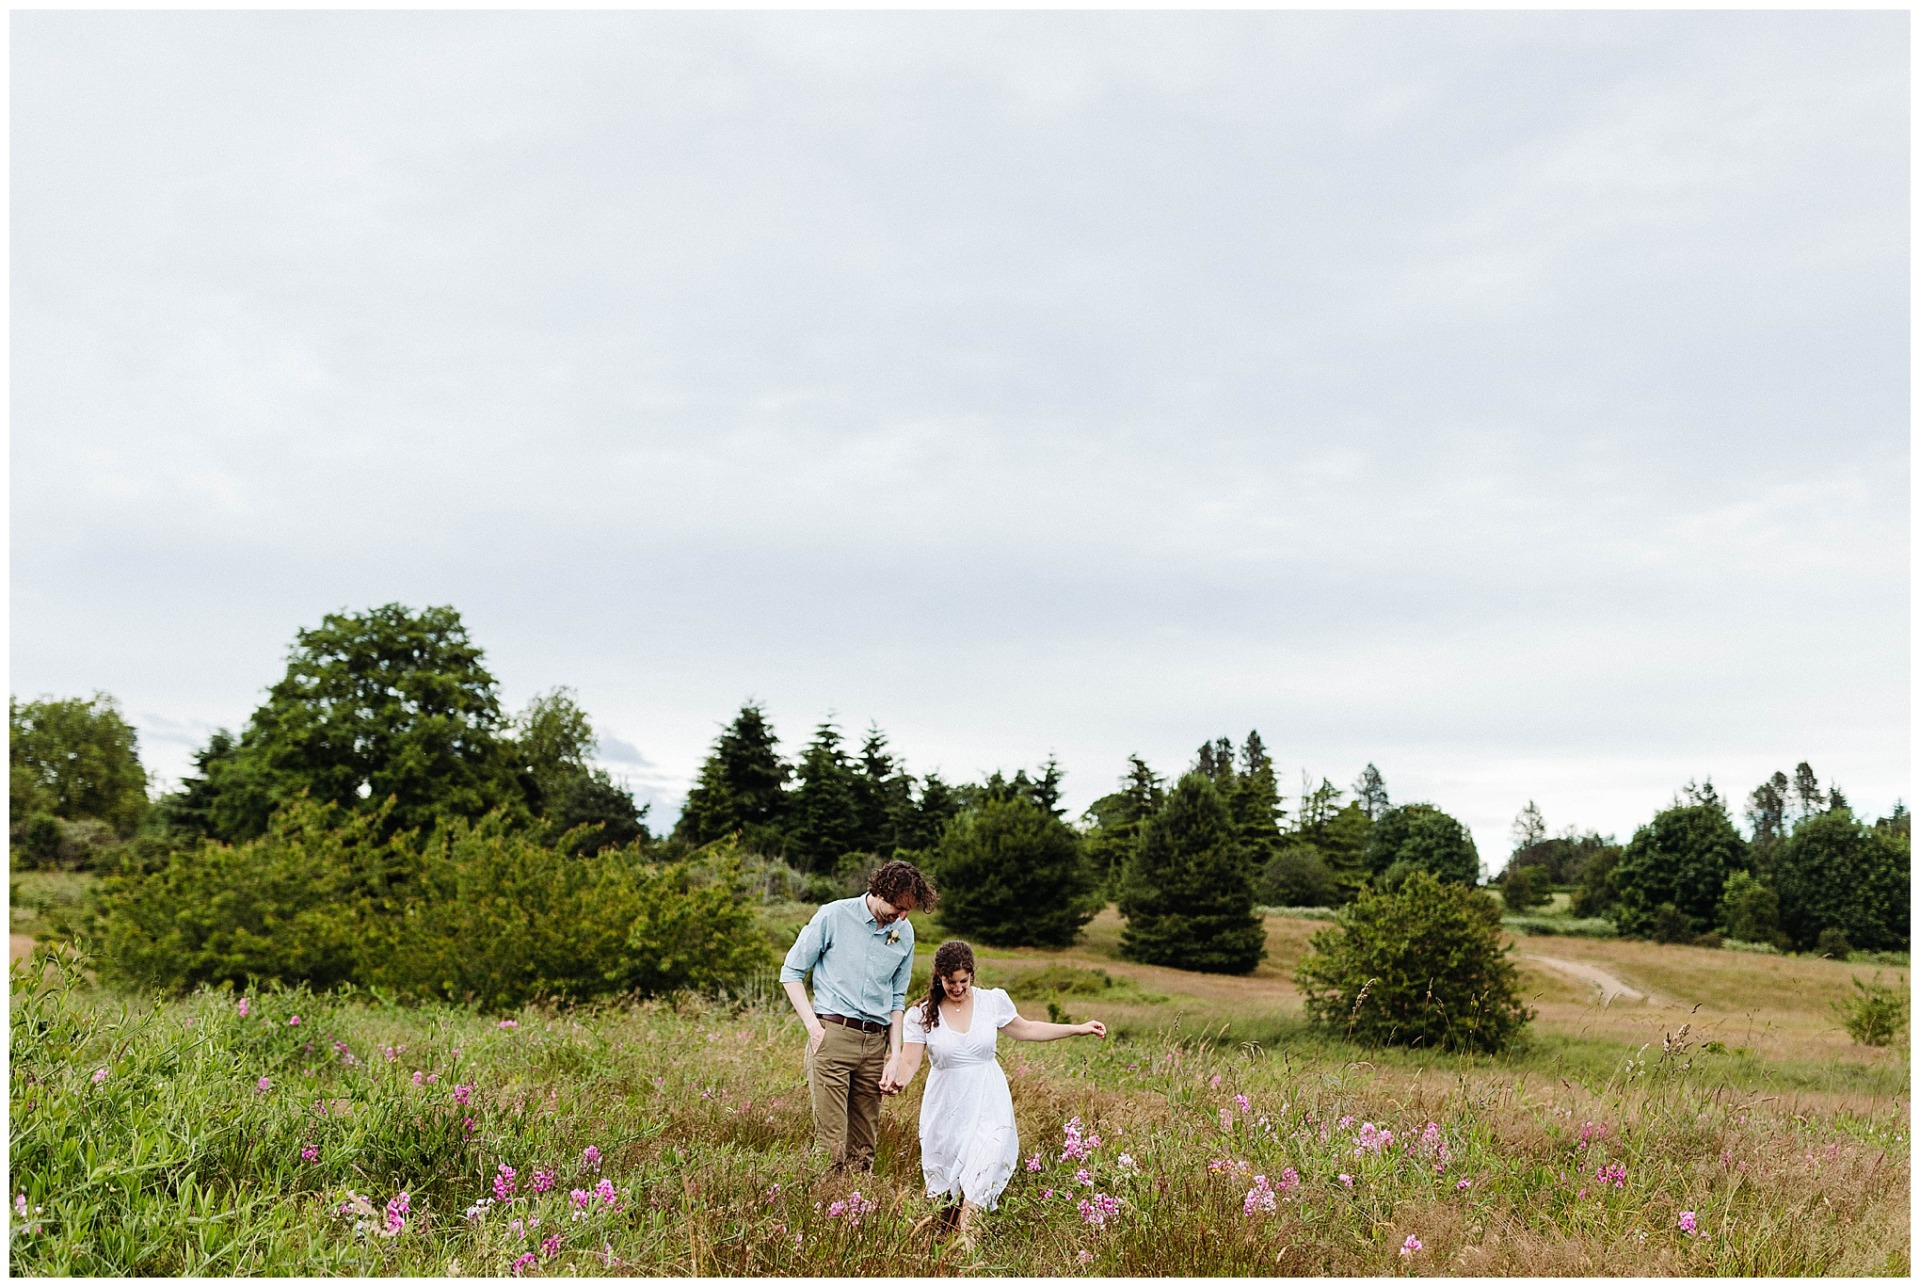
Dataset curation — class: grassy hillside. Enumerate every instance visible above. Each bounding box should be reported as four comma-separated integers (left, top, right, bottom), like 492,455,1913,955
9,905,1908,1276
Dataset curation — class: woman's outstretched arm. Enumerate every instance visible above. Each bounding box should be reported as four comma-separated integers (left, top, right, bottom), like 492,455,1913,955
1002,1014,1106,1042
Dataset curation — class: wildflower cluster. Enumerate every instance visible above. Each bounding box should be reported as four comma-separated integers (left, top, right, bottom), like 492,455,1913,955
1077,1192,1121,1229
1353,1122,1395,1156
823,1192,877,1227
1595,1163,1627,1189
1058,1116,1101,1163
14,1193,45,1237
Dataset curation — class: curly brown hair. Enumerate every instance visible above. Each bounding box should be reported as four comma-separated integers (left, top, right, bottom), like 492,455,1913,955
868,859,937,912
918,940,976,1031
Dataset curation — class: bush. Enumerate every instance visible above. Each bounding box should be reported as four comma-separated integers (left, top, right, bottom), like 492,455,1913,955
85,798,771,1008
1295,869,1533,1053
1718,870,1783,947
1612,801,1748,940
1363,804,1479,886
1118,773,1266,973
1775,809,1909,953
1815,927,1853,960
1257,843,1337,908
933,796,1101,947
1496,863,1550,912
1834,975,1907,1046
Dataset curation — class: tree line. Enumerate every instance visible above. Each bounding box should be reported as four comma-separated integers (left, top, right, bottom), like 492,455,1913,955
11,602,1908,1005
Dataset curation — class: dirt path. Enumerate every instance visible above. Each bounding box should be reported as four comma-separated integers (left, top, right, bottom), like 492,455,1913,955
1521,953,1657,1005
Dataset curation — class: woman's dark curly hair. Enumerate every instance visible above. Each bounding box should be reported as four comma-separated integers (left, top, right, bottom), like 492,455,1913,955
868,860,937,912
917,940,976,1031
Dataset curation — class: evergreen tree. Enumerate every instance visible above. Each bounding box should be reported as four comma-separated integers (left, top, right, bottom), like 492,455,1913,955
1118,772,1266,974
1194,737,1237,786
1791,762,1822,821
850,724,918,855
1229,731,1285,877
1353,763,1390,821
1511,801,1547,850
899,771,963,854
1364,803,1480,887
1774,807,1908,952
1611,795,1748,941
1746,771,1790,879
673,702,791,850
785,722,863,873
1291,774,1369,901
932,795,1100,946
1082,756,1166,896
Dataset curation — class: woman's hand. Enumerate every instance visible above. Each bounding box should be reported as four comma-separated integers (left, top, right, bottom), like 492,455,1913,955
1078,1020,1107,1039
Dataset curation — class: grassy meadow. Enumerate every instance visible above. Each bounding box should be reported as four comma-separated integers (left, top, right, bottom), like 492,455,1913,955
7,896,1911,1276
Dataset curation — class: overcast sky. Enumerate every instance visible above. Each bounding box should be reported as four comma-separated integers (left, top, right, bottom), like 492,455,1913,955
12,10,1909,863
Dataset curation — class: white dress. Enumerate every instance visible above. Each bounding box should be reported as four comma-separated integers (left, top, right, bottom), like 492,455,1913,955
903,986,1021,1210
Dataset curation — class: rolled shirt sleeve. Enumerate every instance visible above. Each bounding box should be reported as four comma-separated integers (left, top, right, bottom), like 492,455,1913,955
779,905,833,984
888,923,915,1013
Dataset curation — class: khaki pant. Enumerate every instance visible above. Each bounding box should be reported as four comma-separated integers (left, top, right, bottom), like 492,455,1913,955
806,1020,887,1170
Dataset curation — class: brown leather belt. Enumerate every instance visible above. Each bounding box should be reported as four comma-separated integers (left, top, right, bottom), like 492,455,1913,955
819,1013,887,1034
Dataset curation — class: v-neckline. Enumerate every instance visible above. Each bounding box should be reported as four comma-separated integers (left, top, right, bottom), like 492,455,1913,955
942,996,977,1036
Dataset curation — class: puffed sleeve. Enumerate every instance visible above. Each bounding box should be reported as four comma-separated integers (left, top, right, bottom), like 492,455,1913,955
993,988,1018,1028
903,1000,930,1045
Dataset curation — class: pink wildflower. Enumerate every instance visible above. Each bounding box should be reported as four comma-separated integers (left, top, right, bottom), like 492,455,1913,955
531,1168,556,1195
1026,1153,1044,1173
1243,1175,1277,1215
1209,1074,1222,1089
1077,1249,1093,1265
1455,1178,1471,1191
511,1251,537,1276
1117,1152,1138,1172
499,1019,518,1031
410,1071,423,1087
1276,1167,1300,1192
1400,1234,1422,1256
1074,1167,1093,1187
1338,1173,1354,1187
1596,1163,1627,1188
570,1189,591,1211
91,1066,109,1085
453,1083,473,1106
383,1191,410,1235
1042,1187,1055,1199
1578,1187,1588,1199
495,1164,518,1202
582,1145,602,1172
288,1015,301,1027
1678,1211,1698,1236
256,1077,272,1094
462,1117,476,1135
594,1179,617,1208
1233,1094,1251,1114
237,996,251,1018
764,1183,780,1201
1338,1115,1354,1129
301,1145,320,1163
540,1233,562,1259
1077,1192,1120,1229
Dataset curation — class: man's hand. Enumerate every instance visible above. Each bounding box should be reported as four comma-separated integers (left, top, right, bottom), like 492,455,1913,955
806,1024,826,1058
878,1056,903,1095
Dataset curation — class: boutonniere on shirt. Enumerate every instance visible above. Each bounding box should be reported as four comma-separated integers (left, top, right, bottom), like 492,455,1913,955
885,928,902,945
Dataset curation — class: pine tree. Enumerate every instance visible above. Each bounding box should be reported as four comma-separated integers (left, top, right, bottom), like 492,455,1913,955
1353,763,1390,821
1511,801,1547,850
785,722,863,873
1229,731,1285,877
1118,772,1266,974
933,795,1100,947
850,724,917,855
900,771,963,854
673,702,791,850
1791,763,1822,820
1082,756,1166,895
1194,737,1237,787
1746,771,1790,878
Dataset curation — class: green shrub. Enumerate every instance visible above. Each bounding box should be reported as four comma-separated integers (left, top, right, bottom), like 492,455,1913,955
933,795,1101,947
1257,843,1337,908
1612,800,1748,941
1834,975,1908,1046
1815,927,1853,960
1775,809,1909,952
1496,863,1550,911
1363,804,1480,886
1718,870,1784,947
85,798,770,1009
1295,869,1532,1053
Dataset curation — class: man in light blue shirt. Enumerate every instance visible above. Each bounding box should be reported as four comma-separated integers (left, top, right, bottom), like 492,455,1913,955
781,859,937,1172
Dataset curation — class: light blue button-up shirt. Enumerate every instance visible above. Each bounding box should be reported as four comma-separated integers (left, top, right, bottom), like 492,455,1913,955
779,895,915,1026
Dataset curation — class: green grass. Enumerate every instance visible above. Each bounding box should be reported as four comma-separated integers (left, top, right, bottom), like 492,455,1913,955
9,870,94,941
9,940,1909,1277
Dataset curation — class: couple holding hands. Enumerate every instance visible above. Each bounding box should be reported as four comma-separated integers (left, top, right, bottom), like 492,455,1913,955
779,860,1107,1246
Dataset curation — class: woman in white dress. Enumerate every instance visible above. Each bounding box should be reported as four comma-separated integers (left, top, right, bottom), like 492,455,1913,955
890,940,1107,1248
